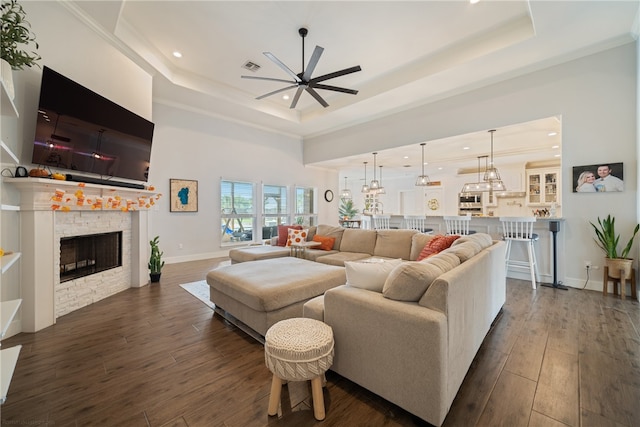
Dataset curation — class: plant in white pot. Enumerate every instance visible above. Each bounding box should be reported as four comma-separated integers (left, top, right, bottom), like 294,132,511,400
0,0,40,99
148,236,165,283
590,215,639,279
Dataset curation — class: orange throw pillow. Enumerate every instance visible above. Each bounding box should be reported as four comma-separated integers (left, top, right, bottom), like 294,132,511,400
313,234,336,251
276,225,302,247
417,235,460,261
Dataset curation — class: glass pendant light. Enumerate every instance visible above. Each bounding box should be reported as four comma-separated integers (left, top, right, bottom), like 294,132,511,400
361,161,370,193
377,165,386,194
369,152,380,191
340,176,352,200
483,129,506,191
461,156,491,193
415,143,431,186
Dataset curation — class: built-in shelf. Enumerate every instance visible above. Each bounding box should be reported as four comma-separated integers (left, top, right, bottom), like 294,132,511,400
0,345,22,404
0,204,19,211
1,299,21,339
1,80,18,118
1,252,21,274
0,139,19,164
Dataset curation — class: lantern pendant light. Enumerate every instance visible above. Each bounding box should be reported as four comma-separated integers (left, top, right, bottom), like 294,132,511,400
361,161,370,193
369,152,380,191
340,176,352,200
483,129,506,191
377,165,385,194
415,143,431,186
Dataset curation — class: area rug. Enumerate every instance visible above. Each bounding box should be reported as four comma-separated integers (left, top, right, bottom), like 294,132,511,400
180,280,215,310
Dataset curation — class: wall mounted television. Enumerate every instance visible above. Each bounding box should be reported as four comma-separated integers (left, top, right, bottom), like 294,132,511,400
31,66,154,183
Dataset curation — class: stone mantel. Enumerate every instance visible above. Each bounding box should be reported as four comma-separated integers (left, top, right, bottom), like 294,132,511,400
4,177,158,332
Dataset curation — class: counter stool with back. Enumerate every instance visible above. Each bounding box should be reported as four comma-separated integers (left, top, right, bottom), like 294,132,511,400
500,216,540,290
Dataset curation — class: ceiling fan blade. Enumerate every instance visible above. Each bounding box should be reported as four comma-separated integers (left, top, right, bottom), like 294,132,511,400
305,86,329,108
263,52,302,82
302,46,324,81
242,75,297,84
309,65,362,84
311,83,359,95
290,87,305,109
256,84,298,100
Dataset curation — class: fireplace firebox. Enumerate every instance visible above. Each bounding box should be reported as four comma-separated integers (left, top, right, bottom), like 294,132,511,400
60,231,122,282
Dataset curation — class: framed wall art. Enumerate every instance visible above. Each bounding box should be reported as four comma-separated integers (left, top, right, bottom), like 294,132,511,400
572,162,623,193
170,179,198,212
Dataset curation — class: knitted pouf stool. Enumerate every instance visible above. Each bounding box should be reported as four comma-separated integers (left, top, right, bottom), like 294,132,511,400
265,317,334,420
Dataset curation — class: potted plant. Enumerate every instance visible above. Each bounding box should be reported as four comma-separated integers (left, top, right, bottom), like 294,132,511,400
339,199,359,220
0,0,40,99
148,235,165,283
590,215,639,279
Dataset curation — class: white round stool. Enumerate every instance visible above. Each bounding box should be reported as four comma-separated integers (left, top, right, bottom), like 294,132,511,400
265,317,334,420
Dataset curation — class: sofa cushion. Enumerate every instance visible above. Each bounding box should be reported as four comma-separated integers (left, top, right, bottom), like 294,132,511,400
340,228,377,254
315,252,371,267
286,228,309,246
345,259,403,292
317,224,345,250
451,232,493,249
416,235,460,261
409,233,437,261
312,234,336,251
304,248,339,261
228,245,291,263
421,251,461,270
442,240,482,263
373,229,418,260
277,225,302,246
382,261,444,301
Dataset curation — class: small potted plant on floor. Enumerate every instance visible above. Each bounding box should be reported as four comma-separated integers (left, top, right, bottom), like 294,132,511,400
148,235,165,283
590,215,639,279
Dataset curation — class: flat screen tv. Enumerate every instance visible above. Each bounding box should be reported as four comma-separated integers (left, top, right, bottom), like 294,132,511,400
31,66,154,182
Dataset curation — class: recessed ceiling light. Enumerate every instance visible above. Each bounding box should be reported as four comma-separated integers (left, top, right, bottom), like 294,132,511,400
470,0,481,4
173,51,182,58
554,154,561,157
552,145,559,149
463,147,470,150
438,167,443,170
403,156,409,159
283,94,290,100
548,131,558,136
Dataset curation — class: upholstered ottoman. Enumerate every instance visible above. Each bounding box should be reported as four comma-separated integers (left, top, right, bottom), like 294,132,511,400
265,318,334,420
206,257,346,336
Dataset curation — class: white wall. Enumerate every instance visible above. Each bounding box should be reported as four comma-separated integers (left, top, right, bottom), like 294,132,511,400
308,43,637,290
148,102,337,262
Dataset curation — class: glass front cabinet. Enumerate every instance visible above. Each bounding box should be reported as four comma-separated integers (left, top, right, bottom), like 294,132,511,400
526,168,560,206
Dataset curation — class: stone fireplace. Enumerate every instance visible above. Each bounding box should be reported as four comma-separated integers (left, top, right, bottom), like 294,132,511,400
6,178,157,332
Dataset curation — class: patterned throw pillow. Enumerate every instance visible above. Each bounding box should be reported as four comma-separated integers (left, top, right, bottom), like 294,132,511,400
416,235,460,261
312,234,336,251
276,225,302,246
286,228,309,246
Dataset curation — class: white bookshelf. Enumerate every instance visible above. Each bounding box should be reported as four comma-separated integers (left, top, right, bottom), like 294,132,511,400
1,252,20,274
0,345,22,404
0,79,18,118
1,299,21,339
0,139,19,164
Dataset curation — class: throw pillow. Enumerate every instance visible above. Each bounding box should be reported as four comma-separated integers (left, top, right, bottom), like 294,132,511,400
383,261,445,302
286,228,309,246
313,234,336,251
416,235,460,261
276,225,302,247
345,259,403,293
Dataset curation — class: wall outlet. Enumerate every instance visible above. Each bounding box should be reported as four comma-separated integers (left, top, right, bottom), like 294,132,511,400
583,260,592,269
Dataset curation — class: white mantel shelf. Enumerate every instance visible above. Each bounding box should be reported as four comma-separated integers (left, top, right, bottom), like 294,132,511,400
3,177,159,211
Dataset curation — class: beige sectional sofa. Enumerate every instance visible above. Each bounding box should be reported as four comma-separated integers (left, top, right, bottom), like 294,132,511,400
211,225,506,426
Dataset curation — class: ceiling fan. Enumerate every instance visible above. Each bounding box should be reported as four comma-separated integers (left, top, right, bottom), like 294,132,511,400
241,27,362,109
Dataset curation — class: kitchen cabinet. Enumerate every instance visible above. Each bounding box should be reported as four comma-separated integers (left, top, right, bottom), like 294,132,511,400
527,168,560,206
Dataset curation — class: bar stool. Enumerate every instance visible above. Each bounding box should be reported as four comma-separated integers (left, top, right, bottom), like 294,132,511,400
443,215,474,235
500,216,540,290
372,214,391,230
403,215,433,233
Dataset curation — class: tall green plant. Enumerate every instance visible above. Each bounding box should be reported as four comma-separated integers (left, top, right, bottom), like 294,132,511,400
590,215,639,259
148,236,165,274
339,199,358,219
0,0,40,69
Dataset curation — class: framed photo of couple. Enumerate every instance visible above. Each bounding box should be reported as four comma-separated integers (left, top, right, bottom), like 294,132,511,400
572,162,623,193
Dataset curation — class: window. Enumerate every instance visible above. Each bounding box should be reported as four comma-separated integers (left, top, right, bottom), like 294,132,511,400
221,180,255,245
262,184,288,240
294,186,317,226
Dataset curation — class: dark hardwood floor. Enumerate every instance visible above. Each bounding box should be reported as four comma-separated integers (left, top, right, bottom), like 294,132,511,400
1,258,639,427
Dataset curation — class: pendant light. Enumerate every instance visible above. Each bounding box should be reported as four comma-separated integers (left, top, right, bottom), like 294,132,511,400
461,156,491,193
376,165,386,194
369,152,380,191
340,176,352,200
483,129,506,191
361,161,370,193
415,143,431,186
